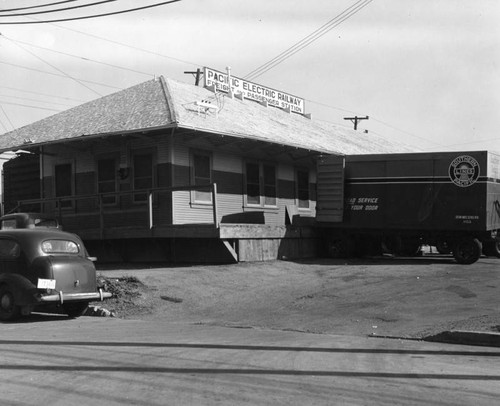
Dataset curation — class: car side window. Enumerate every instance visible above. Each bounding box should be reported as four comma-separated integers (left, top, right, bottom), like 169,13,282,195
0,219,17,230
0,239,21,258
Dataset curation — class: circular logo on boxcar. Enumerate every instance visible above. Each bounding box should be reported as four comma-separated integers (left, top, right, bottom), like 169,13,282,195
449,155,480,187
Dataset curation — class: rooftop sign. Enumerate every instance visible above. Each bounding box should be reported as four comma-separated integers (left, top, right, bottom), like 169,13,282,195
204,67,305,115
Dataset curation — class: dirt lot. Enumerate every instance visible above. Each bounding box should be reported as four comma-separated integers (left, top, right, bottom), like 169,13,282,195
94,252,500,339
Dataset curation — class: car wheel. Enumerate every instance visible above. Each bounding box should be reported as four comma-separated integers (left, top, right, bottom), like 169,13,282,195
436,240,451,255
63,303,88,318
453,238,482,265
0,285,21,321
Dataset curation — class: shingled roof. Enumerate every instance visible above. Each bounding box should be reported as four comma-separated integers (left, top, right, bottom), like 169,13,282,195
0,76,414,155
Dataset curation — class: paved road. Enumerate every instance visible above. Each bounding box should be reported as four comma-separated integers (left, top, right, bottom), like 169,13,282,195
1,317,500,405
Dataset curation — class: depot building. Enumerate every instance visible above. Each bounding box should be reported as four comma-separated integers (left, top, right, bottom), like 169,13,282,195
0,67,410,263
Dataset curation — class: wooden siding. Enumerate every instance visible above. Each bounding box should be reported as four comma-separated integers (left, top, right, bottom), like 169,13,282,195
32,132,318,232
169,137,318,226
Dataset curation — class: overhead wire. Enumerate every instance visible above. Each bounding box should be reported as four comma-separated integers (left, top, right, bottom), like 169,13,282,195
0,85,87,103
47,22,202,67
244,0,373,81
0,93,77,108
0,0,182,24
0,100,61,112
0,103,15,130
0,60,122,90
1,34,155,78
0,1,78,13
0,0,118,17
3,36,103,97
0,105,12,132
308,98,445,148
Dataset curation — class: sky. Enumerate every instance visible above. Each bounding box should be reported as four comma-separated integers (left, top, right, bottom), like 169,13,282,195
0,0,499,152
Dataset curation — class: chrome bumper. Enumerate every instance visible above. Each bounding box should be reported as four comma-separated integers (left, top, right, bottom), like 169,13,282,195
39,289,112,304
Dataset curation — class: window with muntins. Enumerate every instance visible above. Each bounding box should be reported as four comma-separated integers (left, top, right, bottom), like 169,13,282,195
263,165,276,206
246,162,260,205
192,152,212,203
97,157,117,205
133,153,153,202
55,163,72,208
245,162,277,207
296,169,310,209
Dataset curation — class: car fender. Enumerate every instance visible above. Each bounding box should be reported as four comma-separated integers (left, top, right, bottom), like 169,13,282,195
0,273,37,306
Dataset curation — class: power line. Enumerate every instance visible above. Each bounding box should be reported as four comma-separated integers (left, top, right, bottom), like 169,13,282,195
0,103,15,130
0,0,118,17
439,136,500,149
0,60,122,90
3,36,103,97
310,99,444,147
0,117,8,133
0,0,182,25
0,1,78,13
306,98,359,115
49,22,202,67
0,93,76,108
246,0,372,80
0,85,87,103
1,34,155,78
0,100,61,112
244,0,373,81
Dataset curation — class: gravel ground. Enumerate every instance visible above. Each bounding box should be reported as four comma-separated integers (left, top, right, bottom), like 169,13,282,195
93,255,500,339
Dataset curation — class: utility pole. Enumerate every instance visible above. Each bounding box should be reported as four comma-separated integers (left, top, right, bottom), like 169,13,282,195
344,115,369,130
184,68,203,86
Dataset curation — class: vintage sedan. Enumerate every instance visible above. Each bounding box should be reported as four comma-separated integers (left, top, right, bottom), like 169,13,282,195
0,229,111,321
0,212,61,230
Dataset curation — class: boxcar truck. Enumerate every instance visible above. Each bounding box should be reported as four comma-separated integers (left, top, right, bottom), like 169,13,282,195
316,151,500,264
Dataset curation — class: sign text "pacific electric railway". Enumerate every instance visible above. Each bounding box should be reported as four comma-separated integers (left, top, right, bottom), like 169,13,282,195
204,67,305,114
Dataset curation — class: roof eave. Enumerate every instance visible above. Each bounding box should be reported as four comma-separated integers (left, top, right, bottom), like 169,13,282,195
0,123,179,154
175,123,345,156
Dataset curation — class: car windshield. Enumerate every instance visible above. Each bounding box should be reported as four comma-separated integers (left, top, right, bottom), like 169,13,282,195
34,218,58,228
42,239,79,254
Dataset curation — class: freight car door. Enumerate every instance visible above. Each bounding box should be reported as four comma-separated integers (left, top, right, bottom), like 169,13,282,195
384,157,437,229
316,155,345,223
487,152,500,230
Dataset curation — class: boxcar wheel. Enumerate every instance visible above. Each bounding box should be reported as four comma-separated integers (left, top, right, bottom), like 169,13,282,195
63,303,88,318
0,285,21,321
453,238,482,265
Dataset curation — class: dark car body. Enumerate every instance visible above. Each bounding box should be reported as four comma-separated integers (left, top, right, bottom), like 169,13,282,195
0,229,111,321
0,213,61,230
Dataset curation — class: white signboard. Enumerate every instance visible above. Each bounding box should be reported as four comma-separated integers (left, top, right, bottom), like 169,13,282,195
204,67,305,115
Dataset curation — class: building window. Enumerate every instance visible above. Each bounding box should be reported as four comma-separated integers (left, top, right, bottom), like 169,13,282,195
246,162,260,205
263,164,277,206
55,163,73,208
296,169,310,209
245,162,277,207
191,151,212,203
133,152,153,202
97,157,117,205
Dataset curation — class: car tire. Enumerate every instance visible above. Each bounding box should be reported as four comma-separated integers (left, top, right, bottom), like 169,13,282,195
436,240,451,255
453,238,482,265
63,303,88,318
0,285,21,321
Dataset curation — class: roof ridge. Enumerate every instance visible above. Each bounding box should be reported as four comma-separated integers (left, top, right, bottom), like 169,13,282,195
159,76,179,124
